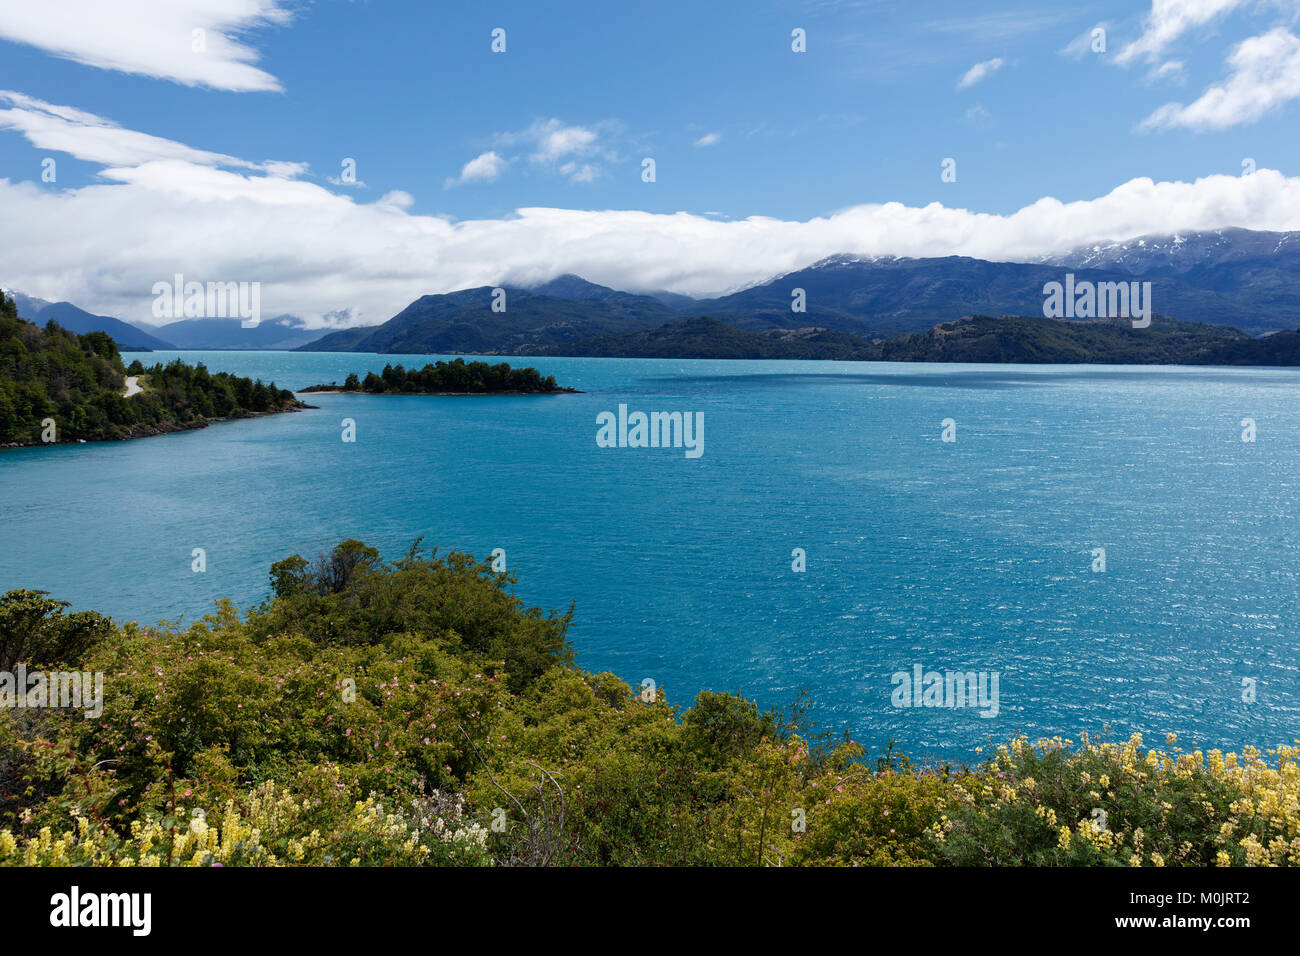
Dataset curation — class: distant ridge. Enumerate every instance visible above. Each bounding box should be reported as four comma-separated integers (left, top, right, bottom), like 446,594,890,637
299,282,674,354
5,291,175,351
155,315,321,350
541,313,1300,366
2,288,347,351
683,252,1288,336
1042,227,1300,273
296,228,1300,355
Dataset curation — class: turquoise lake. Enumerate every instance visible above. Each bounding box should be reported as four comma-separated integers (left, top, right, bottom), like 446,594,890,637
3,351,1299,760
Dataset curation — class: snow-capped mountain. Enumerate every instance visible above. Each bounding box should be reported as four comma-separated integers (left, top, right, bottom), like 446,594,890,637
1043,228,1300,275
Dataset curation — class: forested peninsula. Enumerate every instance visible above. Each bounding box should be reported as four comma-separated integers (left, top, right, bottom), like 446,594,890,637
0,290,307,448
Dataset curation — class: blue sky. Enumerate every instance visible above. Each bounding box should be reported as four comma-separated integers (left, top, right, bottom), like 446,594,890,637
2,0,1300,325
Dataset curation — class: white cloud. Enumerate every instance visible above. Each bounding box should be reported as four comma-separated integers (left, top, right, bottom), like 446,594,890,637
957,57,1005,89
491,118,615,182
0,91,292,173
444,151,508,188
1115,0,1253,66
694,132,722,147
1145,59,1188,83
558,161,599,183
7,95,1300,330
0,0,292,91
925,10,1076,41
1140,27,1300,129
527,120,598,163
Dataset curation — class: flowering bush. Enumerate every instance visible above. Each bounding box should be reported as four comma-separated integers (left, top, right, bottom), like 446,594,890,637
0,775,489,867
934,733,1300,866
2,544,1297,867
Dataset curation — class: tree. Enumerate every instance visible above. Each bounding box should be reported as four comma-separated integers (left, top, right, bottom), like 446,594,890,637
269,554,310,598
80,331,118,360
0,589,112,671
313,540,381,594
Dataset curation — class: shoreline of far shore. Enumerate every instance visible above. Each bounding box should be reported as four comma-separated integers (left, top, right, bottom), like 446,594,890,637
295,387,583,395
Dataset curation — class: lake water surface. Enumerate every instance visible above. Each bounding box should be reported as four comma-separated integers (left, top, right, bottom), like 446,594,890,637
3,351,1299,759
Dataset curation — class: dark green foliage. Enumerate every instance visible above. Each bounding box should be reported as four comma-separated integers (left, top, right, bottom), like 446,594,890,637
257,539,574,692
681,690,779,765
0,302,301,445
0,589,112,672
306,358,568,394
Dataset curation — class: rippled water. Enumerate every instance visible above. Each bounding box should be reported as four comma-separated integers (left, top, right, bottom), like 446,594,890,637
3,351,1298,759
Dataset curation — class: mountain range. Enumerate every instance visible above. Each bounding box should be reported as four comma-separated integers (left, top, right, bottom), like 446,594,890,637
9,228,1300,357
152,316,321,350
299,227,1300,355
2,290,321,350
533,313,1300,366
299,283,674,354
673,227,1300,337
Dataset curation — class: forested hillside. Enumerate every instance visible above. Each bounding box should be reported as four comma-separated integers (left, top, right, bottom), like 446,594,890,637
0,289,304,446
542,313,1300,365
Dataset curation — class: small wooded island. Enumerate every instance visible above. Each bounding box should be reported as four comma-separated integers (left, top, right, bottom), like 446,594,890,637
0,290,308,448
300,358,579,394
